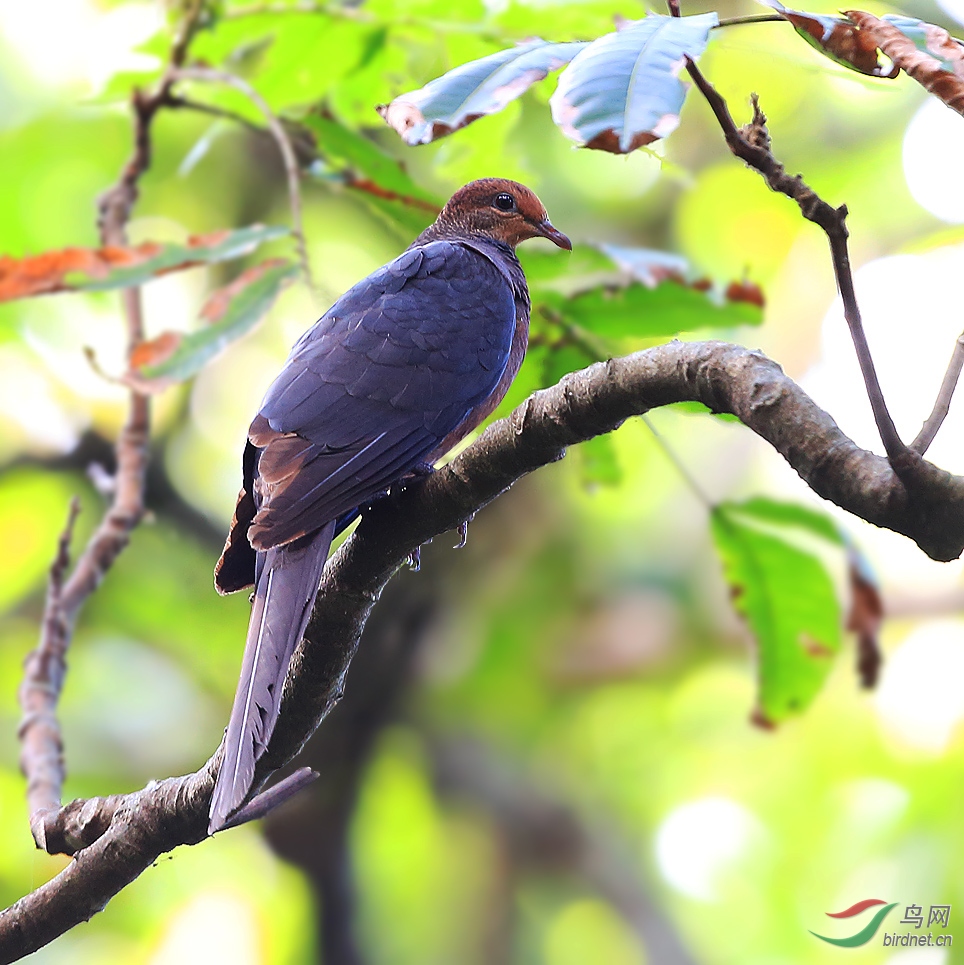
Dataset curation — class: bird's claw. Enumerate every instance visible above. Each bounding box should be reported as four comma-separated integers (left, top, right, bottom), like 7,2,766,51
408,544,421,571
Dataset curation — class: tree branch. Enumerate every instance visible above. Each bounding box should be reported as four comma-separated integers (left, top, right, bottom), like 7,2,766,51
912,330,964,454
15,0,205,860
682,58,907,465
3,339,963,961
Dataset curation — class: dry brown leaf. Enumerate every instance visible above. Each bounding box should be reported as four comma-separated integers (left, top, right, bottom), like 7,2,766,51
128,331,183,372
0,244,162,301
761,1,898,77
845,558,884,688
847,10,964,115
725,280,766,308
0,227,285,303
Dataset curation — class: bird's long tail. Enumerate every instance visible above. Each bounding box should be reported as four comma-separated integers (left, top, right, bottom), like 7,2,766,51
208,520,336,833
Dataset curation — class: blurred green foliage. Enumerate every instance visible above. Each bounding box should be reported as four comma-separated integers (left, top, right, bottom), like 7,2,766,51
2,0,964,963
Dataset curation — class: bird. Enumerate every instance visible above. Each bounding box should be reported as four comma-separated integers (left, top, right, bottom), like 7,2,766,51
208,178,571,832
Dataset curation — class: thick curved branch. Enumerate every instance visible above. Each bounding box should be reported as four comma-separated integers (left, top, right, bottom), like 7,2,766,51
3,339,963,962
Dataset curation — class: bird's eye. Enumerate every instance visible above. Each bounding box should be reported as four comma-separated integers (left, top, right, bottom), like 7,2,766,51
494,192,515,212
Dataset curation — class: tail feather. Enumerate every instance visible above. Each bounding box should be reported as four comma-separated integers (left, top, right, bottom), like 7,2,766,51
209,520,336,833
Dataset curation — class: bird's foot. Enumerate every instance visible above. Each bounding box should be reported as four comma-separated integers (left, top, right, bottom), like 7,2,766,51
397,461,436,487
408,544,421,571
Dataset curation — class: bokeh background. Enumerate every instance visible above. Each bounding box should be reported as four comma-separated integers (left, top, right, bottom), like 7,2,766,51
2,0,964,962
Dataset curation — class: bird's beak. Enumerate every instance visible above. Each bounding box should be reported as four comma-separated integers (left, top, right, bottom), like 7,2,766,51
536,219,572,251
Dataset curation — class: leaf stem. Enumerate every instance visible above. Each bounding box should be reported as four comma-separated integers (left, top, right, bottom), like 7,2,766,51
715,14,786,28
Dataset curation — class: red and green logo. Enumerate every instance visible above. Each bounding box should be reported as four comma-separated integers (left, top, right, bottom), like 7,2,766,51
811,899,899,947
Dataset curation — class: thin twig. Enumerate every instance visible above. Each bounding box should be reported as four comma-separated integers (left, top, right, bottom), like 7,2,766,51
640,414,714,507
170,66,314,289
15,1,203,852
17,500,80,847
166,94,264,133
167,94,442,215
912,331,964,454
682,58,907,463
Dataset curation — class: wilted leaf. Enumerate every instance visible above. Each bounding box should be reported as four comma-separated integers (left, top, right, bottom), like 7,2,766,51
845,544,883,688
760,0,898,77
711,500,843,725
549,13,717,153
725,279,766,308
377,39,586,145
125,260,298,393
846,10,964,114
0,225,289,303
300,113,441,211
551,278,763,340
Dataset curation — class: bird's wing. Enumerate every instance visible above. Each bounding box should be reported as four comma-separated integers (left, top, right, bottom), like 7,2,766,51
247,240,517,550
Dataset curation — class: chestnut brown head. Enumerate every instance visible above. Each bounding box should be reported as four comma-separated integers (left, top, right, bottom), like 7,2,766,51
434,178,571,251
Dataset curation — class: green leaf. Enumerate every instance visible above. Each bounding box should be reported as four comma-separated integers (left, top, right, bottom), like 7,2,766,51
125,259,298,393
540,343,595,389
519,246,618,290
378,39,587,145
578,433,623,488
552,280,763,341
725,496,845,548
711,501,843,725
550,13,717,153
299,114,441,210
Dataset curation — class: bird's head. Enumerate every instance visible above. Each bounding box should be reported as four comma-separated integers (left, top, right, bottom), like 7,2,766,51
435,178,571,251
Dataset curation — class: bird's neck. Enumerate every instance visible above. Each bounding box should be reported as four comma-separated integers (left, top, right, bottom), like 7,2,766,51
410,224,526,298
412,222,511,257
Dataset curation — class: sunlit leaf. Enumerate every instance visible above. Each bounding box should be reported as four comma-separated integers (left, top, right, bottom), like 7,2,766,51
377,39,586,145
300,113,441,211
846,10,964,115
549,13,717,153
0,225,289,303
711,500,843,725
547,278,763,341
759,0,898,77
730,496,845,546
125,259,298,393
